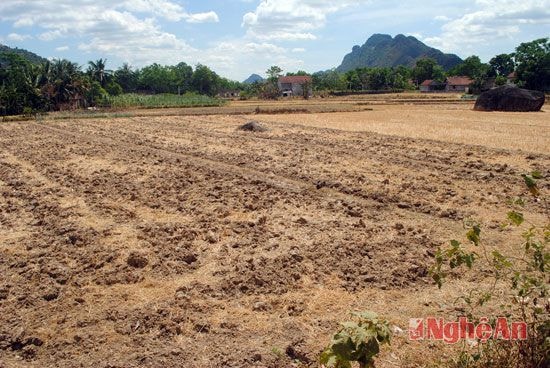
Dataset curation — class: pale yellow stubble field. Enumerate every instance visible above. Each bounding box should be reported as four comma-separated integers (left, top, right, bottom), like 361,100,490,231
256,104,549,154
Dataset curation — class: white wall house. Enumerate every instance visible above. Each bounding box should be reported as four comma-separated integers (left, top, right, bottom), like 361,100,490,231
277,76,312,97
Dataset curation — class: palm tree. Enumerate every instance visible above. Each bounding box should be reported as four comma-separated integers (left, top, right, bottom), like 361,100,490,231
113,63,138,92
87,58,110,87
38,59,87,110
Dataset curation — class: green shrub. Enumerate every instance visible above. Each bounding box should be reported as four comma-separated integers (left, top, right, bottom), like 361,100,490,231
105,81,123,96
495,75,508,86
320,311,391,368
86,81,108,107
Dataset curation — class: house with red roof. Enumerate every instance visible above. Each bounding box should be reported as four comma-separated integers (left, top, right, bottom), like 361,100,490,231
278,75,312,97
419,79,445,92
445,76,474,93
420,76,474,93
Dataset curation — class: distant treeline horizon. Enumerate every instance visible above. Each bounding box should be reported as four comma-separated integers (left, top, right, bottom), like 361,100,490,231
0,37,548,116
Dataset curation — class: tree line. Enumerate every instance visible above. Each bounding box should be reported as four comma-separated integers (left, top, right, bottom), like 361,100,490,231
1,37,548,115
0,55,241,116
311,38,549,93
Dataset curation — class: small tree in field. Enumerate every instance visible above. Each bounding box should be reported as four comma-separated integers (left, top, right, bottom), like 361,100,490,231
262,66,283,99
266,65,283,82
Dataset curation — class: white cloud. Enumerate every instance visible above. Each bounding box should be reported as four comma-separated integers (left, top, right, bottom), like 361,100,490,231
242,0,368,41
75,11,197,66
186,39,303,80
185,11,220,24
55,46,69,51
7,33,31,41
121,0,219,23
424,0,550,53
0,0,218,68
121,0,187,21
38,30,63,42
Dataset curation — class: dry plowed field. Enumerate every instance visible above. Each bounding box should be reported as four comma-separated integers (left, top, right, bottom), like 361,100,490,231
0,106,549,367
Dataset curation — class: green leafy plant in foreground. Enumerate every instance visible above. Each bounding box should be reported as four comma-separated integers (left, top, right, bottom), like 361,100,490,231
320,311,391,368
430,172,549,368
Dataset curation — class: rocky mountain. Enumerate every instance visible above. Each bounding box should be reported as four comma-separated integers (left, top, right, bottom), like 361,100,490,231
336,34,462,72
243,74,264,84
0,44,47,66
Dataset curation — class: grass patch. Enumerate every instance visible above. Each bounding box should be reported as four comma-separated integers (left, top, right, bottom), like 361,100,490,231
106,93,225,109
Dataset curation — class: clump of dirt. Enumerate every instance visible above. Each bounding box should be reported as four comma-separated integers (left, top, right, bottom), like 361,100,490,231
237,121,268,132
126,252,148,268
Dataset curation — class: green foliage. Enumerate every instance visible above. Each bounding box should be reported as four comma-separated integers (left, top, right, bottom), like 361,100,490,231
240,80,264,99
138,63,177,94
514,38,550,91
448,56,489,79
105,81,123,96
43,59,89,110
218,77,244,92
266,65,283,82
105,93,224,109
256,66,284,99
522,173,540,196
173,62,194,93
87,58,110,88
0,53,232,115
494,75,507,86
339,66,412,91
191,64,221,96
507,211,524,226
257,66,284,99
312,70,348,91
412,58,445,84
0,53,44,115
113,63,138,93
0,44,47,66
321,311,391,368
429,173,549,368
286,70,310,76
86,81,108,107
489,54,515,77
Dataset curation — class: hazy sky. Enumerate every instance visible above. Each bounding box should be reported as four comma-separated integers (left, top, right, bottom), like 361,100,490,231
1,0,549,81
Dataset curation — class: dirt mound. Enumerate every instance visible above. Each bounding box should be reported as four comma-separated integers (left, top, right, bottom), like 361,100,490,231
474,85,545,112
237,121,268,132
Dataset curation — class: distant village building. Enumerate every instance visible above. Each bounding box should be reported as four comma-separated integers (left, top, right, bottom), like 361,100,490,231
420,76,473,93
445,76,474,93
277,76,312,97
419,80,445,92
